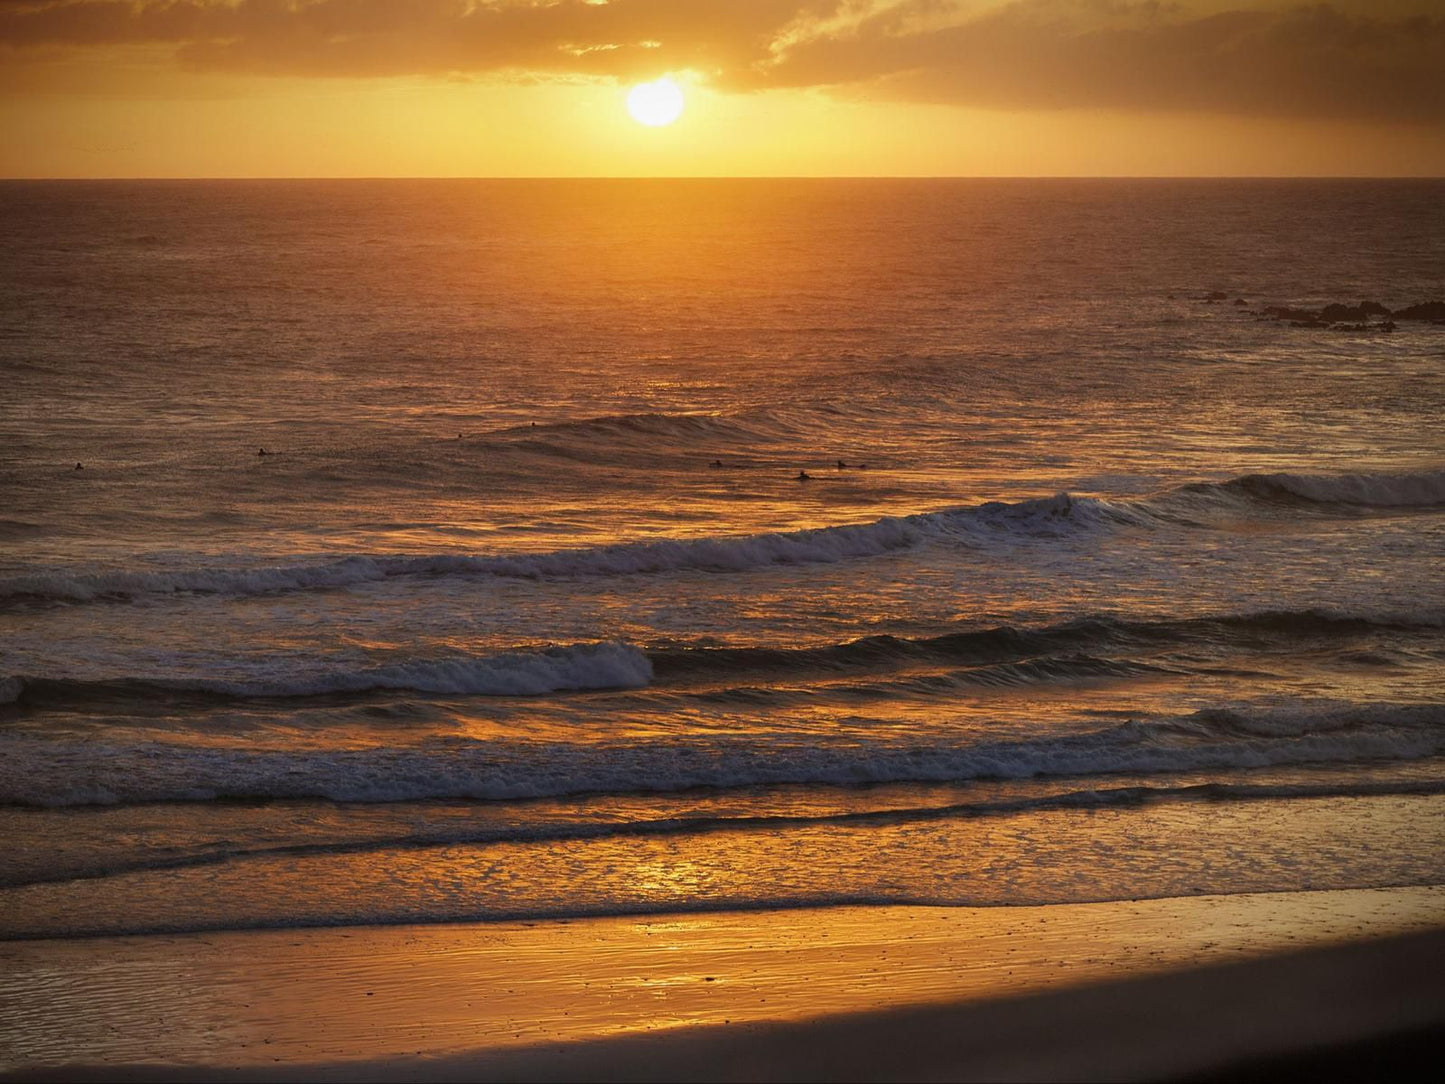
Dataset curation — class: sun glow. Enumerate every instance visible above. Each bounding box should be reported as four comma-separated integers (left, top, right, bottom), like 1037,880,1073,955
626,78,685,127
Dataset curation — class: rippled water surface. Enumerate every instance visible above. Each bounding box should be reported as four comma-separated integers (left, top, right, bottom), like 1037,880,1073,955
2,179,1443,937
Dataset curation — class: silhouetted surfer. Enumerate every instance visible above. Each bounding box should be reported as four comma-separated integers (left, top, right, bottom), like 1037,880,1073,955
73,462,82,471
837,459,847,469
710,459,724,469
257,448,269,456
797,470,811,481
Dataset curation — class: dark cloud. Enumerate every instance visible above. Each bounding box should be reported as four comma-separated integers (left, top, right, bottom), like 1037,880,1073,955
2,0,1442,124
0,1,832,78
744,1,1445,124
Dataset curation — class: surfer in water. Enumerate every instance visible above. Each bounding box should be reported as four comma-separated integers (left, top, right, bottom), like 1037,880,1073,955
797,470,812,481
257,448,270,456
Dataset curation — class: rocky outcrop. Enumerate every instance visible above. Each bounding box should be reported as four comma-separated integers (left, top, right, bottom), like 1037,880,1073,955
1320,302,1391,322
1255,299,1443,331
1394,301,1445,322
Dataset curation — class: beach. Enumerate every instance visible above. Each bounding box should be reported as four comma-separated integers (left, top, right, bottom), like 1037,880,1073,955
3,177,1443,1079
3,886,1443,1080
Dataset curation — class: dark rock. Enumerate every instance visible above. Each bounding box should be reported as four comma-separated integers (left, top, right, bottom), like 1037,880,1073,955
1394,301,1445,321
1261,299,1437,327
1321,303,1392,323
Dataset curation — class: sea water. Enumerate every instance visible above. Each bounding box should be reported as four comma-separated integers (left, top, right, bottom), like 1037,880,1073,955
1,179,1443,937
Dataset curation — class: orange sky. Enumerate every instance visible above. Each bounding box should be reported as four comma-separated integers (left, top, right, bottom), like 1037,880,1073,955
3,0,1443,178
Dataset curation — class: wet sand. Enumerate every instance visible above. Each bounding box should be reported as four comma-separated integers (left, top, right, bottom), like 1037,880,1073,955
2,886,1443,1081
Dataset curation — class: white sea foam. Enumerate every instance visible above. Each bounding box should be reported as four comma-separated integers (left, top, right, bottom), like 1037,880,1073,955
11,607,1434,711
0,494,1135,605
1,468,1438,607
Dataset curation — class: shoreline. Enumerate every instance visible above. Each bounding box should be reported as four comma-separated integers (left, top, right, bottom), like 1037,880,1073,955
3,885,1443,1080
19,927,1438,1083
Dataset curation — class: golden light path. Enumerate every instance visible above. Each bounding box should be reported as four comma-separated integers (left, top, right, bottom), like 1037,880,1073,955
626,77,685,127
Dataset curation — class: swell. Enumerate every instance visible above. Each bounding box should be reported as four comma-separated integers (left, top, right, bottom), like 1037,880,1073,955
2,642,651,705
11,776,1444,890
3,466,1440,607
0,494,1097,606
3,702,1440,808
682,655,1177,705
490,408,802,452
650,609,1444,687
6,609,1436,709
1165,468,1445,514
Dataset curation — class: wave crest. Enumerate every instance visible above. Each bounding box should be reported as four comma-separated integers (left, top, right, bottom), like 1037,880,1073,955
3,467,1439,607
1170,468,1445,512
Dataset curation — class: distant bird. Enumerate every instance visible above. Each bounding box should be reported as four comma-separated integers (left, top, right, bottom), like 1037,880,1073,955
74,462,82,471
797,470,812,481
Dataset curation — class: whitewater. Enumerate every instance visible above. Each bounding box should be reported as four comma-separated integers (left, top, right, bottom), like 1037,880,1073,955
2,177,1443,940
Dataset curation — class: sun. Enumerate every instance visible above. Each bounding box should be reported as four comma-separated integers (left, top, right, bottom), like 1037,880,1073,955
626,78,685,127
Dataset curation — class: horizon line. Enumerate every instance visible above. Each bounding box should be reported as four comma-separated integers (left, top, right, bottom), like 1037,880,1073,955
4,174,1444,182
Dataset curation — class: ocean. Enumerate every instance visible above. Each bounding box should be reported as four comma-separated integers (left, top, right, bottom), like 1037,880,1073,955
1,178,1443,940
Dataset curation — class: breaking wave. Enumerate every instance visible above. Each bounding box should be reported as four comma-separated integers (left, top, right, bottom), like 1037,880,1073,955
2,467,1439,607
8,608,1435,710
651,609,1442,686
0,493,1138,605
8,604,1433,713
